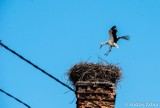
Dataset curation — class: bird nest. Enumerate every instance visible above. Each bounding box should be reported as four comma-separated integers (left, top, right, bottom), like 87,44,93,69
67,62,122,87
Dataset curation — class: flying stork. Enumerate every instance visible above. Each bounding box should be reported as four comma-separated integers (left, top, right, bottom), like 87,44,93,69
100,26,130,56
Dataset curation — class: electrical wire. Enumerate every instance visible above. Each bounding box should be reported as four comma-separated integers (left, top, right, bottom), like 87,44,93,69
0,41,102,108
0,42,74,92
0,89,30,108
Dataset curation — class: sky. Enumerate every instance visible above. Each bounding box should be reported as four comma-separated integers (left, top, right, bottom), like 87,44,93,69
1,0,160,108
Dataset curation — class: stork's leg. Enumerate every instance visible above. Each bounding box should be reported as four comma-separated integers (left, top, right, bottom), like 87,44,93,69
105,46,112,56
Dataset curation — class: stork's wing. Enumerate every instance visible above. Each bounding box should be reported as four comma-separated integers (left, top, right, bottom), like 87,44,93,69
108,26,117,42
118,35,130,40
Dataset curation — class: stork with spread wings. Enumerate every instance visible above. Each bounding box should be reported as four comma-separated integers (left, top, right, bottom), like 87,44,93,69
100,26,130,56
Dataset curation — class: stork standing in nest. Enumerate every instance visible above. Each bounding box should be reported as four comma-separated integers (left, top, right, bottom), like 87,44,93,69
100,26,130,56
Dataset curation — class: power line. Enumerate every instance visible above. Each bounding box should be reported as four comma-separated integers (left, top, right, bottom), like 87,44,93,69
0,41,74,92
0,41,101,108
0,88,31,108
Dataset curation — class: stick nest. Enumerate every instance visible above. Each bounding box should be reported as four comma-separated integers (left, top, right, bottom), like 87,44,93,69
67,62,122,86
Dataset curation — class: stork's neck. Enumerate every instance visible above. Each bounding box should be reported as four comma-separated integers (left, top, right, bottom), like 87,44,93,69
108,40,113,45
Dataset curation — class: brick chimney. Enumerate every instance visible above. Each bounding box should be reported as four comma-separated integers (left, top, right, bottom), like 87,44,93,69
76,81,116,108
67,62,121,108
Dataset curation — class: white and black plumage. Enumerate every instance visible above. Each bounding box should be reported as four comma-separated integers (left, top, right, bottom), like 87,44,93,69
100,26,130,56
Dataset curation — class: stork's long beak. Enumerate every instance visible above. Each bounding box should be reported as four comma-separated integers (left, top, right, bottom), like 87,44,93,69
100,42,108,49
100,44,103,49
100,42,105,49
